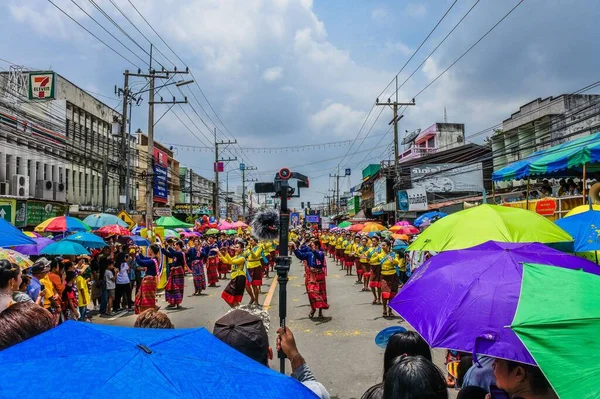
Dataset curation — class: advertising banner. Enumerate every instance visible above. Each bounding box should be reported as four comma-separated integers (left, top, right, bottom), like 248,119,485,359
153,148,168,204
25,201,68,226
398,188,428,212
373,177,387,206
411,163,484,193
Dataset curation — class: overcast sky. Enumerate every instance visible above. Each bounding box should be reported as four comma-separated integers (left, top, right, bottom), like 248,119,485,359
2,0,600,208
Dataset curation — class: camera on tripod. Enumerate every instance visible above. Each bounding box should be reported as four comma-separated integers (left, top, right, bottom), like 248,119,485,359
254,168,309,198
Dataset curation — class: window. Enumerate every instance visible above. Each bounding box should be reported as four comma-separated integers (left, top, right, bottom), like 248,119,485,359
427,136,435,148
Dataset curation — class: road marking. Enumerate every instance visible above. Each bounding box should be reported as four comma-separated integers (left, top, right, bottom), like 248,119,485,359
107,310,129,321
263,275,278,309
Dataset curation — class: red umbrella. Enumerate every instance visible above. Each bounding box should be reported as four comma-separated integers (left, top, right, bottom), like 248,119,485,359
96,224,132,237
399,226,420,235
348,223,365,232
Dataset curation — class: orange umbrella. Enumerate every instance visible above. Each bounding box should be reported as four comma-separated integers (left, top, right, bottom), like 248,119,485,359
389,225,403,233
348,223,365,232
361,222,386,233
392,233,410,241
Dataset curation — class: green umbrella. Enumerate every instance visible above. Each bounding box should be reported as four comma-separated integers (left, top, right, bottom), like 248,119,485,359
511,263,600,399
226,229,237,235
408,204,572,252
205,228,219,235
337,221,351,229
155,216,194,229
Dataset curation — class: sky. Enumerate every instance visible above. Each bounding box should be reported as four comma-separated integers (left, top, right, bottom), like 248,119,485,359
2,0,600,209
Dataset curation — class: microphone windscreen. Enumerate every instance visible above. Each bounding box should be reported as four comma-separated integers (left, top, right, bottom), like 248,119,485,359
251,209,280,241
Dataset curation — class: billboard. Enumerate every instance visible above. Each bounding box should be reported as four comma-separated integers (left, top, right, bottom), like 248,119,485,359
373,177,387,206
28,72,56,100
410,163,484,193
153,148,168,204
398,187,428,212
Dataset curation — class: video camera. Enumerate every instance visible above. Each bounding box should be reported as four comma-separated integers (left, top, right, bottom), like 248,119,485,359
254,168,309,197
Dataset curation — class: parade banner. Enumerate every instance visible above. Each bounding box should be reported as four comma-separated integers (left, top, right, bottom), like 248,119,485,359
398,187,428,212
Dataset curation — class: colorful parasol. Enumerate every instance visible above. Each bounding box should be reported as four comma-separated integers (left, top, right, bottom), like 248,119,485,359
83,213,129,229
413,211,447,227
218,221,234,231
206,228,219,235
40,240,90,256
398,225,420,235
164,229,179,239
391,233,409,241
13,237,55,256
64,232,107,249
0,218,36,247
348,223,365,232
231,221,248,229
155,216,194,229
226,229,237,235
23,231,41,238
96,224,132,237
393,221,412,227
337,221,352,229
361,222,386,233
0,249,33,269
35,216,90,233
565,204,600,217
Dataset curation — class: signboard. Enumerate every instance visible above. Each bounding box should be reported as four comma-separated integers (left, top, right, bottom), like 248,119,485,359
398,188,428,212
239,163,245,171
348,196,360,216
26,201,68,226
305,215,320,223
153,207,172,217
28,72,56,100
345,168,351,176
373,177,387,206
290,212,300,226
214,162,224,172
173,204,212,215
15,201,26,227
0,201,13,223
153,148,168,204
411,163,484,193
535,198,557,216
321,216,332,230
118,210,136,229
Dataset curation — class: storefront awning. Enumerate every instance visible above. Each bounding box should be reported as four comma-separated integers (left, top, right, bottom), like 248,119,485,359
372,201,396,215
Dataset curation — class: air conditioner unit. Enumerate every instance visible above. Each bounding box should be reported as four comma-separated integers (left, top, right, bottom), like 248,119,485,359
0,182,9,196
35,180,54,200
53,181,66,202
11,174,30,197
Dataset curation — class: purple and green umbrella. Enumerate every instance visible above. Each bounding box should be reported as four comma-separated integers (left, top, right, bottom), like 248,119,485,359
390,241,599,365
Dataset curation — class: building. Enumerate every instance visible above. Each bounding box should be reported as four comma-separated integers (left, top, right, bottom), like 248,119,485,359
492,94,600,187
173,167,213,220
0,68,131,226
399,123,465,164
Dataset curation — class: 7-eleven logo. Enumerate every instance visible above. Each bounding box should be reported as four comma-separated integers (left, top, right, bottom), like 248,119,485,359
30,73,54,99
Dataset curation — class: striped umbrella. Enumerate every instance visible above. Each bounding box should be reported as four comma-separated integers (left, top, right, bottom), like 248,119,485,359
35,216,90,233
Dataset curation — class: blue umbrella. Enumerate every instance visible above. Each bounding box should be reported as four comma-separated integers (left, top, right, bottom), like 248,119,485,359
0,321,318,398
83,213,129,229
392,239,408,252
0,218,35,247
64,232,107,249
555,209,600,252
414,211,447,227
118,235,151,247
40,240,90,256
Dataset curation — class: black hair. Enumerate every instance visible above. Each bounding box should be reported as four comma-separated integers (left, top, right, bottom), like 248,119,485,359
456,355,473,388
175,240,184,248
115,252,127,265
456,386,488,399
361,383,384,399
506,361,552,395
19,275,31,291
0,302,54,350
106,259,115,266
384,331,432,378
383,355,448,399
0,260,20,289
49,258,62,271
65,271,76,283
382,239,392,248
149,244,160,256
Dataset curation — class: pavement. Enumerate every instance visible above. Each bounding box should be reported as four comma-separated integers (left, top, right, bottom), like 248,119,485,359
95,256,458,399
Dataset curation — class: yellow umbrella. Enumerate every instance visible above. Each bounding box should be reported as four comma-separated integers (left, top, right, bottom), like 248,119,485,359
23,231,40,238
565,204,600,217
361,222,386,233
389,225,403,233
0,249,33,269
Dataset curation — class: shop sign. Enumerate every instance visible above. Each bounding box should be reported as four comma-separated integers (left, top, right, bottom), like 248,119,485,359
535,198,557,216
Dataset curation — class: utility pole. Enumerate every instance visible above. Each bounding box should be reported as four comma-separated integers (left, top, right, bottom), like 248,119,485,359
329,165,342,215
119,70,129,211
214,128,237,220
102,155,108,212
189,168,193,222
241,165,257,218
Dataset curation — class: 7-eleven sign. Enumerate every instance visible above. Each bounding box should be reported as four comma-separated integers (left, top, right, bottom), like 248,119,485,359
28,72,55,100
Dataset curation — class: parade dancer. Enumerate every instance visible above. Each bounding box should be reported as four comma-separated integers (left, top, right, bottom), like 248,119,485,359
244,236,264,305
358,236,371,292
335,232,344,265
187,238,206,296
134,244,160,314
291,239,329,319
343,233,354,275
353,235,364,285
218,241,247,308
217,233,231,280
203,235,220,287
367,235,382,305
376,239,404,318
162,241,187,309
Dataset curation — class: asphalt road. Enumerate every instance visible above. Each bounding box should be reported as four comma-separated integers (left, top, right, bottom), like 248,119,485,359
95,256,457,399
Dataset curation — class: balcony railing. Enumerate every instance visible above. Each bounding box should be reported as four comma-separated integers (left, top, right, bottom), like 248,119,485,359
399,146,437,161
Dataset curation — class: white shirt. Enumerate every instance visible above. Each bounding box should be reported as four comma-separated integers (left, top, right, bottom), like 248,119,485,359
116,263,130,285
105,269,116,290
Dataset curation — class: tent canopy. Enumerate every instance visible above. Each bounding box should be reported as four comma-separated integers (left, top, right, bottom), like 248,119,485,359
154,216,194,229
492,132,600,182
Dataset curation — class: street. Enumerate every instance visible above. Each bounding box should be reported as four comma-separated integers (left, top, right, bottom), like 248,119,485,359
96,256,456,399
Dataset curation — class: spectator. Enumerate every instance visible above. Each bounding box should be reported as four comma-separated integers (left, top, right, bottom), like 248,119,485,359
383,355,448,399
557,179,568,196
0,302,54,350
361,384,384,399
115,253,133,312
134,308,174,329
62,271,79,321
492,359,558,399
75,265,91,321
13,275,35,304
47,258,65,301
457,386,488,399
0,260,21,312
26,257,50,303
568,183,579,196
456,355,474,388
103,259,116,317
462,355,496,391
214,309,329,399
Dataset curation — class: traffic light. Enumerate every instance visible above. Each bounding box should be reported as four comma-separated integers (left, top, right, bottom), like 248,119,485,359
301,202,304,208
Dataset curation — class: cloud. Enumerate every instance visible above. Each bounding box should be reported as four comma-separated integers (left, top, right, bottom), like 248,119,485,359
406,3,427,17
262,66,283,82
384,41,413,56
309,103,366,137
371,7,389,23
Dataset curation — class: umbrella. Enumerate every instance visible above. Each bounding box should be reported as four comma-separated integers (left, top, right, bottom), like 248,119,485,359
393,221,412,227
392,239,408,252
347,223,364,232
390,241,599,365
164,229,179,239
83,213,129,229
64,232,107,249
232,221,248,228
361,222,386,233
391,234,409,241
96,224,132,237
155,216,194,229
35,216,90,233
23,231,41,238
510,264,600,399
565,204,600,217
206,228,219,235
218,221,234,230
13,237,55,256
555,209,600,252
0,321,317,398
0,249,33,269
388,225,403,233
0,218,36,247
408,204,573,252
118,236,151,247
179,231,199,238
41,241,90,256
226,229,237,235
337,221,352,229
398,226,419,235
414,211,447,227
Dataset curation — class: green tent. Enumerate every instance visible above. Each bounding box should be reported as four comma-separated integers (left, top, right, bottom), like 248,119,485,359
154,216,194,229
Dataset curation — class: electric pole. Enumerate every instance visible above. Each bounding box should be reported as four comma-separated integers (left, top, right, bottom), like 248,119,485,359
241,165,257,218
329,165,342,215
189,168,193,222
214,128,236,220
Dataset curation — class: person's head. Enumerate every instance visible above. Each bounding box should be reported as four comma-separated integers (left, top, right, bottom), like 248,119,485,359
30,257,50,278
0,302,54,350
381,240,391,253
361,383,384,399
148,244,160,257
213,309,272,366
456,386,488,399
65,271,76,284
49,258,61,273
456,355,473,388
208,235,216,244
372,236,380,246
134,308,174,329
384,331,432,377
234,241,246,255
63,261,75,272
361,237,368,246
18,275,31,292
106,259,115,269
175,240,184,250
559,178,566,187
493,359,554,398
383,355,448,399
248,236,257,246
0,260,21,291
354,236,361,243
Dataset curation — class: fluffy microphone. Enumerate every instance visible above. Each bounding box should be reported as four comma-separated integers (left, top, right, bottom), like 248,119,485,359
251,209,280,241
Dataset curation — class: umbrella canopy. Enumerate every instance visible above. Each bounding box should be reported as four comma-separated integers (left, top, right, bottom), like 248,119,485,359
13,237,55,256
23,231,41,238
414,211,447,227
231,221,248,228
218,221,234,231
164,229,179,239
118,236,152,247
361,222,386,233
388,225,403,233
391,233,409,241
408,204,573,252
0,249,33,269
64,232,107,249
155,216,194,229
34,216,90,233
0,321,317,398
0,218,36,247
226,229,237,235
96,224,132,237
390,241,599,365
337,221,352,229
393,221,412,227
398,226,419,235
205,228,219,235
347,223,365,232
555,209,600,252
511,264,600,399
565,203,600,217
83,213,129,229
41,241,90,256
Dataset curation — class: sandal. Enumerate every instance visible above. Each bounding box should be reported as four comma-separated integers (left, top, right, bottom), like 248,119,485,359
372,300,378,305
309,310,316,319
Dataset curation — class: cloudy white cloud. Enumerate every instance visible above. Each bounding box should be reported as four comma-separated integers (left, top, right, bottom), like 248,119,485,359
262,66,283,82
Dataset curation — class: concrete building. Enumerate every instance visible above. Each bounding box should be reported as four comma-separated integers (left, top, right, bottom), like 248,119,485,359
178,167,213,209
0,68,131,225
492,94,600,187
399,123,465,164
